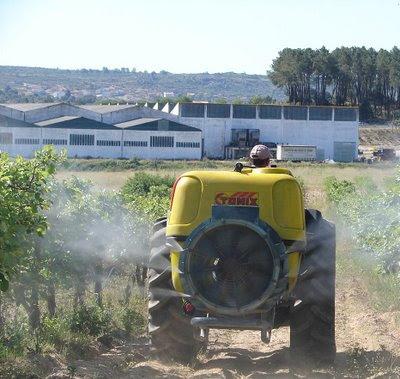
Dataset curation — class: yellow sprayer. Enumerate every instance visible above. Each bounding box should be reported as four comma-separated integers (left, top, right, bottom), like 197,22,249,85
148,163,335,365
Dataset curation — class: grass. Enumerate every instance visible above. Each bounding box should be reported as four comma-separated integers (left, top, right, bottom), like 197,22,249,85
340,249,400,313
57,159,398,193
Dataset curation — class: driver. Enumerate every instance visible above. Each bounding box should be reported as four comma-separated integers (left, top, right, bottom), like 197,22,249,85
250,144,271,167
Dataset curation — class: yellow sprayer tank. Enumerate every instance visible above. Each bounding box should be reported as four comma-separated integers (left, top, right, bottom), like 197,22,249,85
167,167,305,313
147,164,336,365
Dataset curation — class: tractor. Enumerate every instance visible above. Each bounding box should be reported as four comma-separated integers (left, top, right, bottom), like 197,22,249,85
148,163,335,365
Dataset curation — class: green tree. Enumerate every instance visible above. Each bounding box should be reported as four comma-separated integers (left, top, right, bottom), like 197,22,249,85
0,147,64,292
248,95,276,105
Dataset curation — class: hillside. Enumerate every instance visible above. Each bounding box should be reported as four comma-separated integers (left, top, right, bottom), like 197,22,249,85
359,127,400,148
0,66,285,103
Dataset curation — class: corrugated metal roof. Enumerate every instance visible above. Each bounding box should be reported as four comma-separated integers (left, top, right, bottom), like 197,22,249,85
36,116,119,130
115,118,159,128
36,116,80,126
0,103,62,111
0,114,40,128
115,118,200,132
81,104,138,113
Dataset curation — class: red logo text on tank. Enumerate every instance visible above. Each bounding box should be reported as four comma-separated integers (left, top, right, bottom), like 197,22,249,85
214,192,258,206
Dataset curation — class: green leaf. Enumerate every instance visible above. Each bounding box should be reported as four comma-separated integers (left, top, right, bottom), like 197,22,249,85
0,272,9,291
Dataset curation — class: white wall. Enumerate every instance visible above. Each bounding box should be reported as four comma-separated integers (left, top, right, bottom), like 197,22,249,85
0,126,42,157
0,125,202,160
171,118,226,158
122,130,201,160
173,105,359,159
65,129,122,158
0,103,359,160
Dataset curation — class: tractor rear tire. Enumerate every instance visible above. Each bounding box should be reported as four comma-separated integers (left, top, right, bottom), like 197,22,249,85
290,209,336,366
148,218,204,362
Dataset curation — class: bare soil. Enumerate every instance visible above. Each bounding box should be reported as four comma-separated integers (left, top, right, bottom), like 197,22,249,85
42,269,400,378
359,127,400,149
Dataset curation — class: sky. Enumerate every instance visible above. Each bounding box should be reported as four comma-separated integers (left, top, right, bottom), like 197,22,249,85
0,0,399,74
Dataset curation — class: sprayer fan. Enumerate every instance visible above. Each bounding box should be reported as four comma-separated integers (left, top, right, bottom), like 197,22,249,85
187,224,275,310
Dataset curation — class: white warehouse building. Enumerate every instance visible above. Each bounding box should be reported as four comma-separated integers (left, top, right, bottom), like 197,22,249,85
0,107,202,160
0,102,359,161
164,103,359,161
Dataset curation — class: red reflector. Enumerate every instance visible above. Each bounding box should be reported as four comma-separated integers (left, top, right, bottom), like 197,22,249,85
183,300,195,315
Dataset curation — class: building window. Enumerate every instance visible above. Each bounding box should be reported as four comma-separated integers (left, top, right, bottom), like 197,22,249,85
43,138,68,145
15,138,40,145
0,132,13,144
259,105,282,119
124,140,148,147
207,104,230,118
69,134,95,146
334,108,357,121
309,107,332,121
176,142,200,148
283,106,307,120
150,136,174,147
96,140,121,146
233,105,256,119
181,103,205,118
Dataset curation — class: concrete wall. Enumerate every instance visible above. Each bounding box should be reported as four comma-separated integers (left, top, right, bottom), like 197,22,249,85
122,130,201,160
0,125,201,160
171,104,359,159
0,126,41,157
66,129,123,158
0,105,25,121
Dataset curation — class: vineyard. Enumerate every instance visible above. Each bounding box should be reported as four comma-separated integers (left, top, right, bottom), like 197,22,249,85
0,152,173,376
0,152,399,377
324,172,400,310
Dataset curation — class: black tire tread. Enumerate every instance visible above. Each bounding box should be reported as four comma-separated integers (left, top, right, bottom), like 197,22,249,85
290,209,336,366
148,219,203,362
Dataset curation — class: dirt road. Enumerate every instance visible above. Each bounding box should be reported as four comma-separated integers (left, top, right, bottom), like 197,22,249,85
45,270,400,379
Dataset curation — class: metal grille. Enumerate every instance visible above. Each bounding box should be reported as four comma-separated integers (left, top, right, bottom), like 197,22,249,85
176,142,200,148
15,138,40,145
69,134,95,146
150,136,174,147
0,132,13,144
124,140,148,147
96,140,121,146
43,138,68,145
188,224,274,309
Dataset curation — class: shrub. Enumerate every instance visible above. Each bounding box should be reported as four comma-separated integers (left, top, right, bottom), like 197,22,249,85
121,172,174,199
64,333,92,359
326,170,400,273
0,309,30,357
68,305,111,336
40,315,69,348
125,185,171,224
324,176,356,204
121,307,145,335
